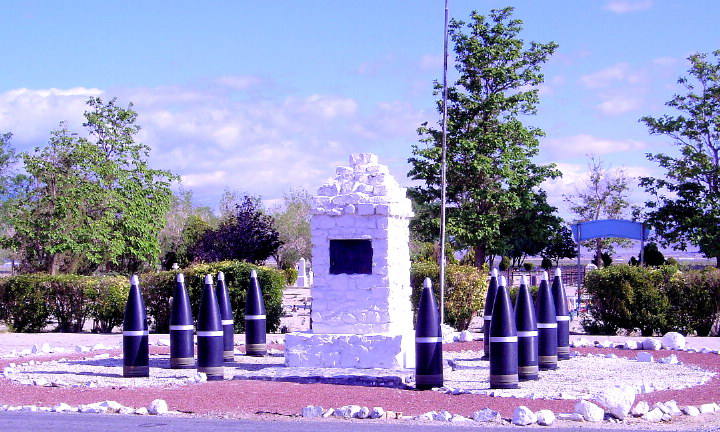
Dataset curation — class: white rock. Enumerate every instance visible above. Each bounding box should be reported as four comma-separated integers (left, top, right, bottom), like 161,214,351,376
637,352,654,362
156,339,171,347
700,403,718,413
369,407,385,419
135,407,149,415
19,348,32,356
661,332,685,350
301,405,323,418
512,406,537,426
572,338,592,347
632,401,649,416
31,344,41,354
357,406,370,419
118,406,135,415
434,410,452,422
458,330,473,342
75,345,90,353
148,399,168,415
661,413,672,422
653,402,670,414
100,400,124,413
625,340,639,350
535,409,555,426
557,413,585,421
51,403,74,413
450,414,469,422
78,403,106,414
664,400,682,416
659,354,680,364
597,340,614,348
322,408,334,418
334,405,361,419
642,407,664,422
473,408,501,422
91,343,106,351
21,405,38,412
595,386,635,420
682,405,700,416
416,411,436,421
642,338,662,350
575,400,604,422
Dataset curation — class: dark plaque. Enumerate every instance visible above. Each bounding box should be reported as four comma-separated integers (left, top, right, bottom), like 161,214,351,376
329,239,372,275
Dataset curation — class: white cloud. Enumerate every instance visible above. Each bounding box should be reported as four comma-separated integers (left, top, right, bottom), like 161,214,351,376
652,56,679,67
214,75,265,90
578,63,646,89
542,134,648,158
418,54,443,71
597,94,644,115
604,0,653,14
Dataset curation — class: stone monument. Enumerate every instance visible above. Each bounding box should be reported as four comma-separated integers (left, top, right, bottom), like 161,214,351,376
295,257,309,288
284,153,415,369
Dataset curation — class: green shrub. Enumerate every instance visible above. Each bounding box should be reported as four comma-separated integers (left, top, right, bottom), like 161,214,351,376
582,265,720,336
410,262,487,331
601,252,613,267
523,262,534,271
642,242,665,267
283,267,298,286
541,257,553,271
665,257,679,267
0,275,52,332
140,260,285,333
89,277,129,333
508,284,539,306
499,256,511,271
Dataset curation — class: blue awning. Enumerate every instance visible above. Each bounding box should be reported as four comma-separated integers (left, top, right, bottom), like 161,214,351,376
571,219,650,242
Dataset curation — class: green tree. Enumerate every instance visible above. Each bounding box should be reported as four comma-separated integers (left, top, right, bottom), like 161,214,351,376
564,156,632,267
158,188,215,269
542,225,578,267
408,7,560,268
270,188,312,270
639,51,720,268
6,98,176,274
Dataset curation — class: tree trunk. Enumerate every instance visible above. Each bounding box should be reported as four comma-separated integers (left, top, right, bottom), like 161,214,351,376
49,254,60,275
716,256,719,268
595,238,603,267
474,244,486,269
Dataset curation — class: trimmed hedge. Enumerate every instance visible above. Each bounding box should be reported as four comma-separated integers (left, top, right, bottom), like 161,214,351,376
0,260,285,334
140,261,284,333
582,265,720,336
410,262,488,331
0,274,127,333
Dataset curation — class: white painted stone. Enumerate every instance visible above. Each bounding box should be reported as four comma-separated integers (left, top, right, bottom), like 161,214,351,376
434,410,452,422
135,407,149,415
75,345,90,353
637,352,654,362
653,402,670,414
512,406,537,426
148,399,168,415
642,338,662,351
51,403,74,413
334,405,362,419
536,410,556,426
450,414,469,422
595,386,635,420
682,405,700,416
631,401,649,417
664,400,682,416
100,400,124,413
21,405,38,412
417,411,436,421
659,354,680,364
556,413,585,421
119,406,135,415
572,338,592,347
357,406,370,419
473,408,501,422
91,343,106,351
458,330,473,342
597,340,613,348
370,407,385,419
156,339,170,347
625,340,639,350
699,403,719,413
575,400,604,422
661,332,685,350
302,405,324,418
78,403,106,414
642,407,664,422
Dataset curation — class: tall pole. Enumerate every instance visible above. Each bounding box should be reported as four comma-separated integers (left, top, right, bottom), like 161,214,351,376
439,0,450,325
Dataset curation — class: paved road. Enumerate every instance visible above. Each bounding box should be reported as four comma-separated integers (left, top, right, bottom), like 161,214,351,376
2,412,720,432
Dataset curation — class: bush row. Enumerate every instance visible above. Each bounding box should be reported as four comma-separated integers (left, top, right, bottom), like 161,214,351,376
410,261,488,331
0,261,285,334
582,265,720,336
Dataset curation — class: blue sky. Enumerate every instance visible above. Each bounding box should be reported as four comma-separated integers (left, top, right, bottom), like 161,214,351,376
1,0,718,223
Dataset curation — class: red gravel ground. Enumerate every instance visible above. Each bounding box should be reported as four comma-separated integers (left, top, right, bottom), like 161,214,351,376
1,342,719,419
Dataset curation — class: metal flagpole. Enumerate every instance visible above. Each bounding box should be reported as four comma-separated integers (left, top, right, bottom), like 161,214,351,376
439,0,450,324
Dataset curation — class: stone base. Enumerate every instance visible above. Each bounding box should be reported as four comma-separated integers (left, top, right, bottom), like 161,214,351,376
284,331,415,369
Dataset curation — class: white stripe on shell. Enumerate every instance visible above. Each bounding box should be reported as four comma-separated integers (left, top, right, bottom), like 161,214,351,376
221,320,234,325
556,316,570,321
517,330,538,337
123,330,149,336
169,325,194,331
415,337,442,343
490,336,518,343
245,314,266,320
537,323,558,329
196,330,224,337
